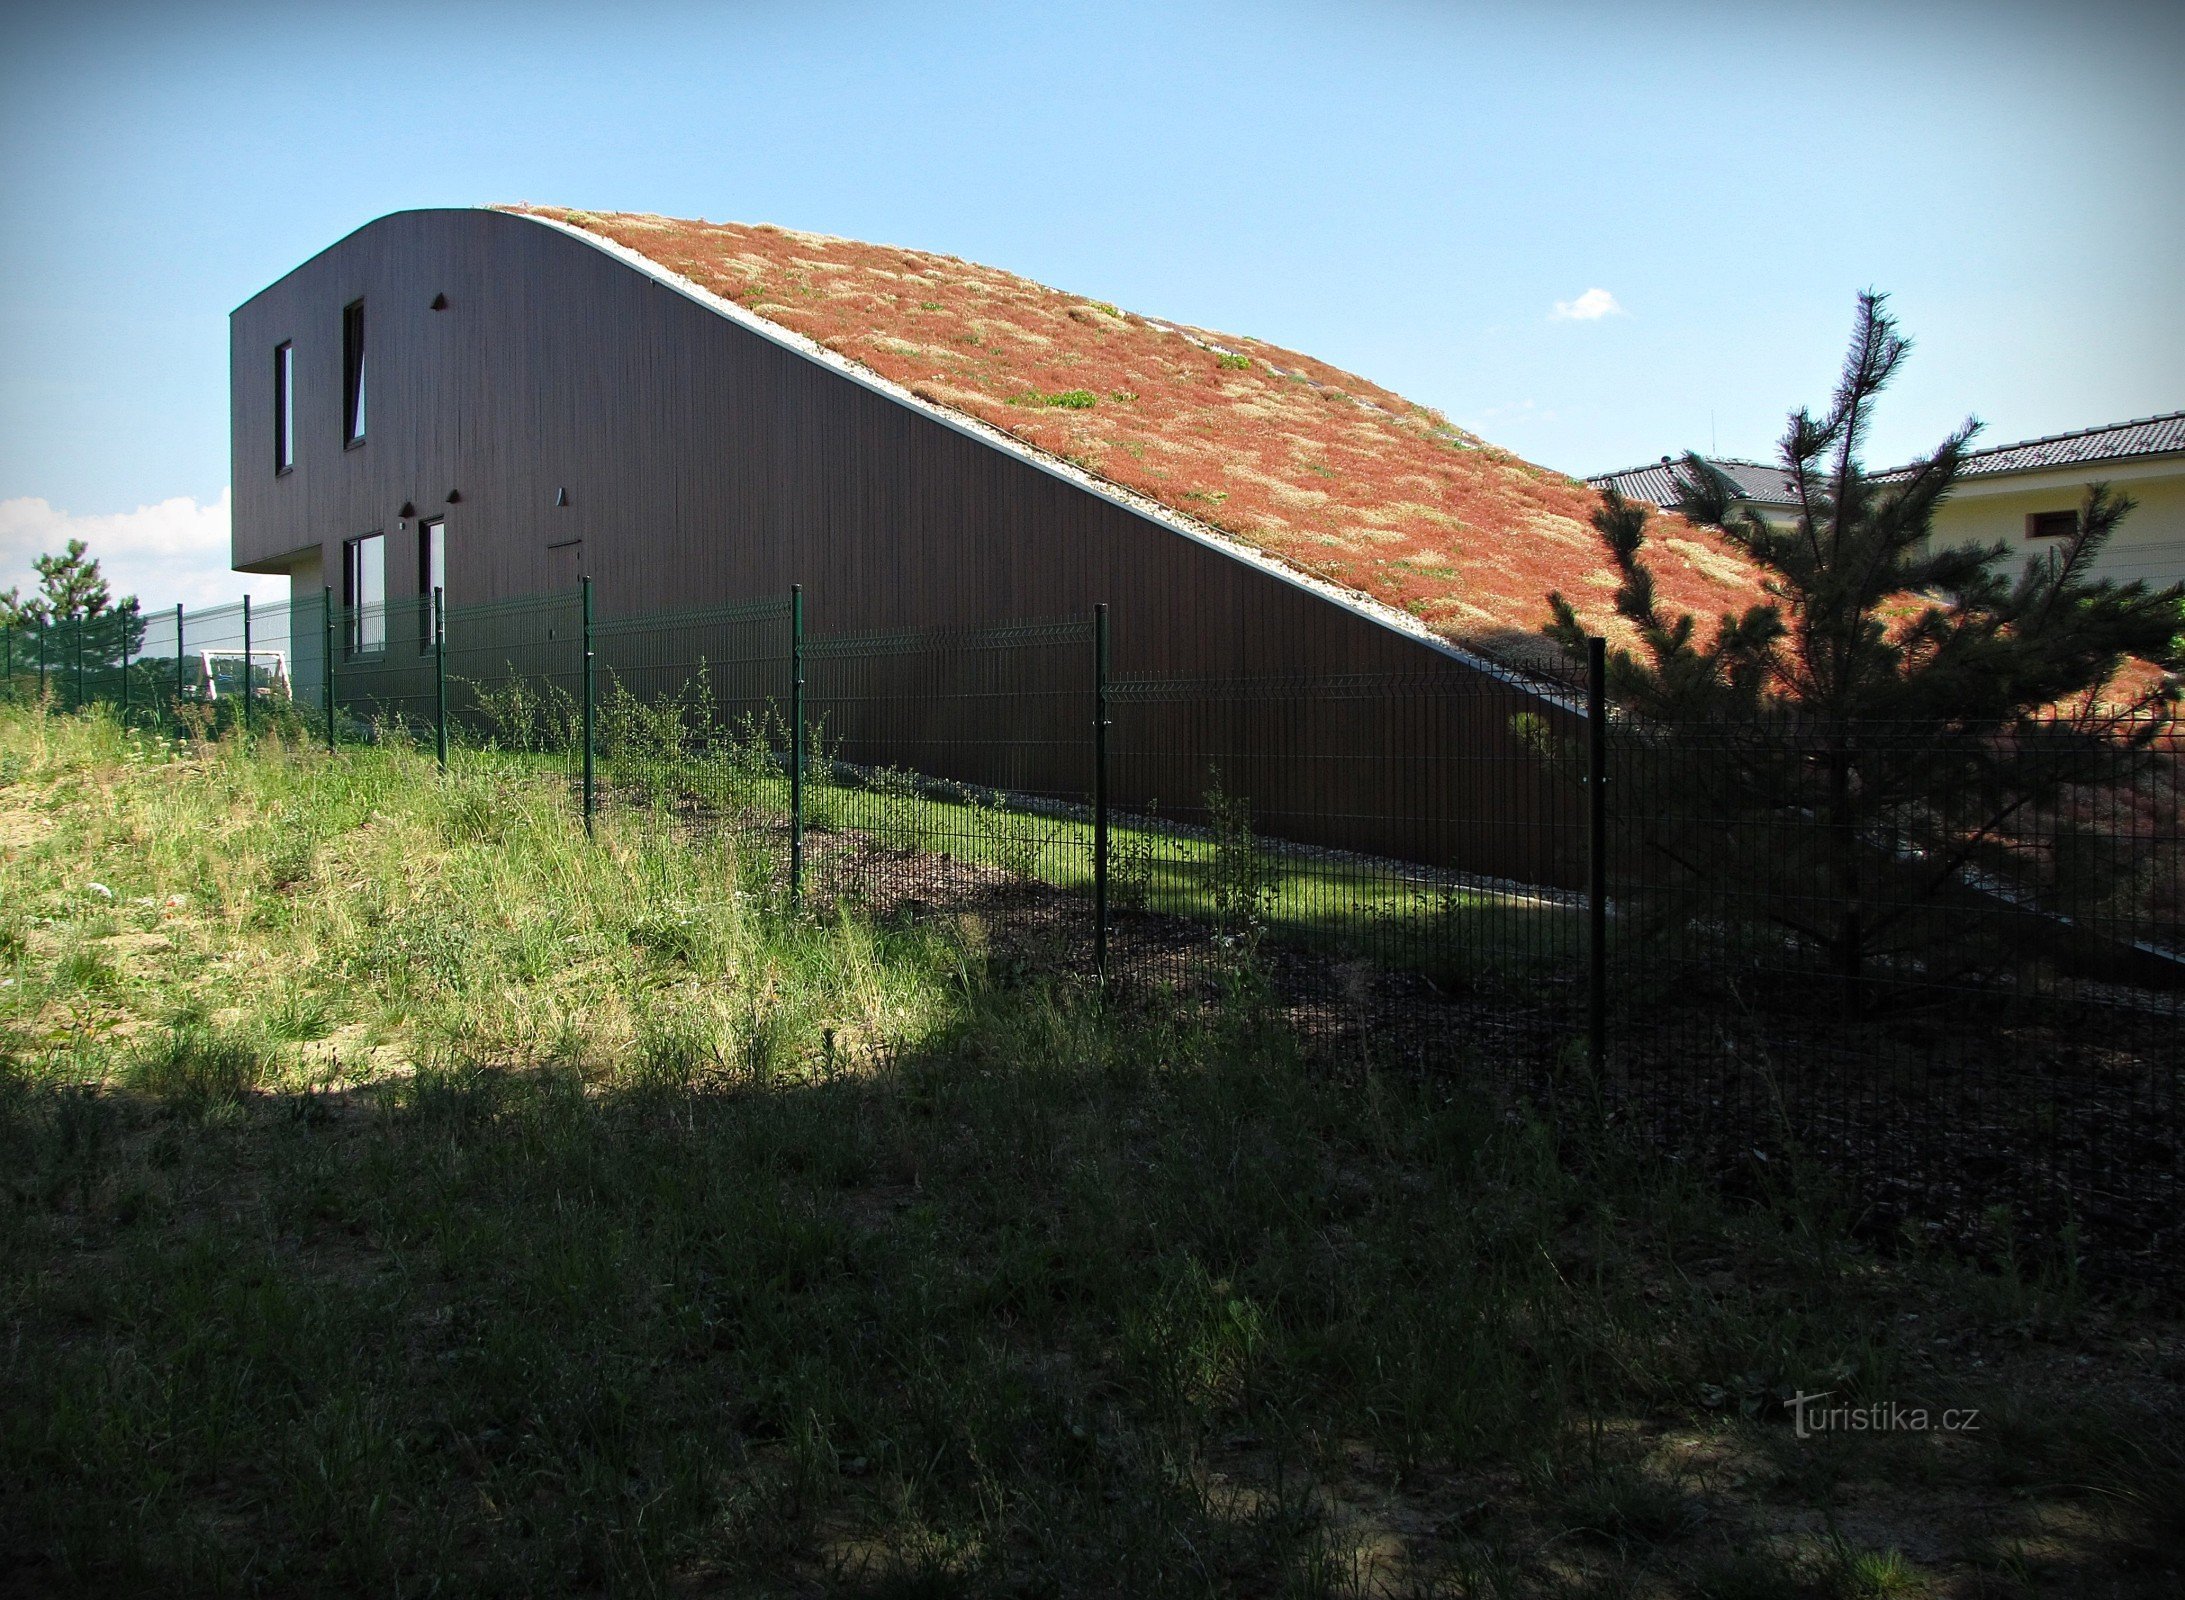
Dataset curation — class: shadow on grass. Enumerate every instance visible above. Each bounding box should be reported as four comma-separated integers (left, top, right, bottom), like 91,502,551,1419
5,980,2180,1599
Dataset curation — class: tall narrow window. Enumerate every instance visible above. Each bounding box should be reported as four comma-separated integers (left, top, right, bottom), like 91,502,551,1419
418,519,446,652
341,301,366,446
274,342,294,473
344,533,385,655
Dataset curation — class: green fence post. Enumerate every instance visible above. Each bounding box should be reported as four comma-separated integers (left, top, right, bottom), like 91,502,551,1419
240,595,252,737
73,618,83,710
790,583,804,909
433,586,448,772
1094,602,1110,995
323,587,337,751
38,621,48,705
173,604,184,731
1587,634,1608,1077
581,575,596,838
3,625,11,698
120,616,131,723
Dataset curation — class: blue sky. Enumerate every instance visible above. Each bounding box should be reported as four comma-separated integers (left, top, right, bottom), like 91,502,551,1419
1,0,2179,606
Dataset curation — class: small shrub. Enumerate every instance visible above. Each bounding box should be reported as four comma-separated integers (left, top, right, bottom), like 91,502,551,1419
358,916,474,994
1834,1548,1927,1599
128,1020,269,1105
405,1059,505,1136
440,771,533,847
962,793,1049,881
1560,1465,1702,1548
862,767,944,855
52,945,117,994
467,672,580,754
261,824,318,890
627,906,709,967
265,985,336,1043
1006,389,1097,410
738,992,798,1081
1217,353,1251,370
631,1007,723,1090
1110,810,1159,913
35,1086,114,1211
1205,772,1272,936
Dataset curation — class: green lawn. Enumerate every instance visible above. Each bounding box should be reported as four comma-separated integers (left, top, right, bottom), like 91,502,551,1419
1,706,2177,1597
582,744,1584,978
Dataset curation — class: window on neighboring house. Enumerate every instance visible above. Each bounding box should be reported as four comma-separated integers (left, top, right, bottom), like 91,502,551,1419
274,342,294,474
2026,510,2078,539
342,301,366,446
344,533,385,655
418,519,446,651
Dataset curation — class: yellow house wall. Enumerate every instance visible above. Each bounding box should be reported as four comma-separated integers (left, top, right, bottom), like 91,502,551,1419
1925,457,2185,589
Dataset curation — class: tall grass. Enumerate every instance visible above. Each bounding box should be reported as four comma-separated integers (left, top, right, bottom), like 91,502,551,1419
0,704,2174,1597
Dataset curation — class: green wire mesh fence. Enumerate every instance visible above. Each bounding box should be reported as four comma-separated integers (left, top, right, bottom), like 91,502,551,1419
3,583,2177,1283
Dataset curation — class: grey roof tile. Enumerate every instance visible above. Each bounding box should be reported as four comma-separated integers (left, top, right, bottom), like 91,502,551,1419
1595,413,2185,502
1585,455,1800,510
1880,411,2185,480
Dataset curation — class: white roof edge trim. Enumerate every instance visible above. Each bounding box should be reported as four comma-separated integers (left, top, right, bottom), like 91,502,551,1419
512,210,1577,714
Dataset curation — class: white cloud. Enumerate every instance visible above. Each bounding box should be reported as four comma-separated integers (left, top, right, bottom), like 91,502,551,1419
1550,288,1624,322
0,488,249,612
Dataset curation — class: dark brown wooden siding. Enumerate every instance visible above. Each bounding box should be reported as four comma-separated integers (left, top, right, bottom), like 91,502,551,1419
231,209,1581,883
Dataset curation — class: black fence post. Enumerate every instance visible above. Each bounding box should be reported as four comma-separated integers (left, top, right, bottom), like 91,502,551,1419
1586,634,1608,1077
581,575,596,838
433,585,448,772
790,583,805,909
323,587,337,751
240,594,253,737
1094,602,1111,994
120,617,131,723
173,604,184,730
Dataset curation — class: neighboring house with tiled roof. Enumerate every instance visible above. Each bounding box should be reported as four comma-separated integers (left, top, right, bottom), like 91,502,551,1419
1883,412,2185,589
1586,456,1799,527
230,206,1779,879
1591,414,2185,590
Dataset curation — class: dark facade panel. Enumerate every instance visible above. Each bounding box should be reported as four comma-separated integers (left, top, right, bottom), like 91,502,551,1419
231,209,1581,882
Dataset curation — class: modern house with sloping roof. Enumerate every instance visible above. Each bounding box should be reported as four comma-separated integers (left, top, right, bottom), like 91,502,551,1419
231,207,1770,657
227,206,1771,876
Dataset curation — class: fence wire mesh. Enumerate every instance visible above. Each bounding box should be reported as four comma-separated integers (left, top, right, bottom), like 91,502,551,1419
6,584,2177,1283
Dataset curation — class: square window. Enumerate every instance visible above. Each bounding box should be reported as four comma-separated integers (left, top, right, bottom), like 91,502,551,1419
2026,510,2078,539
